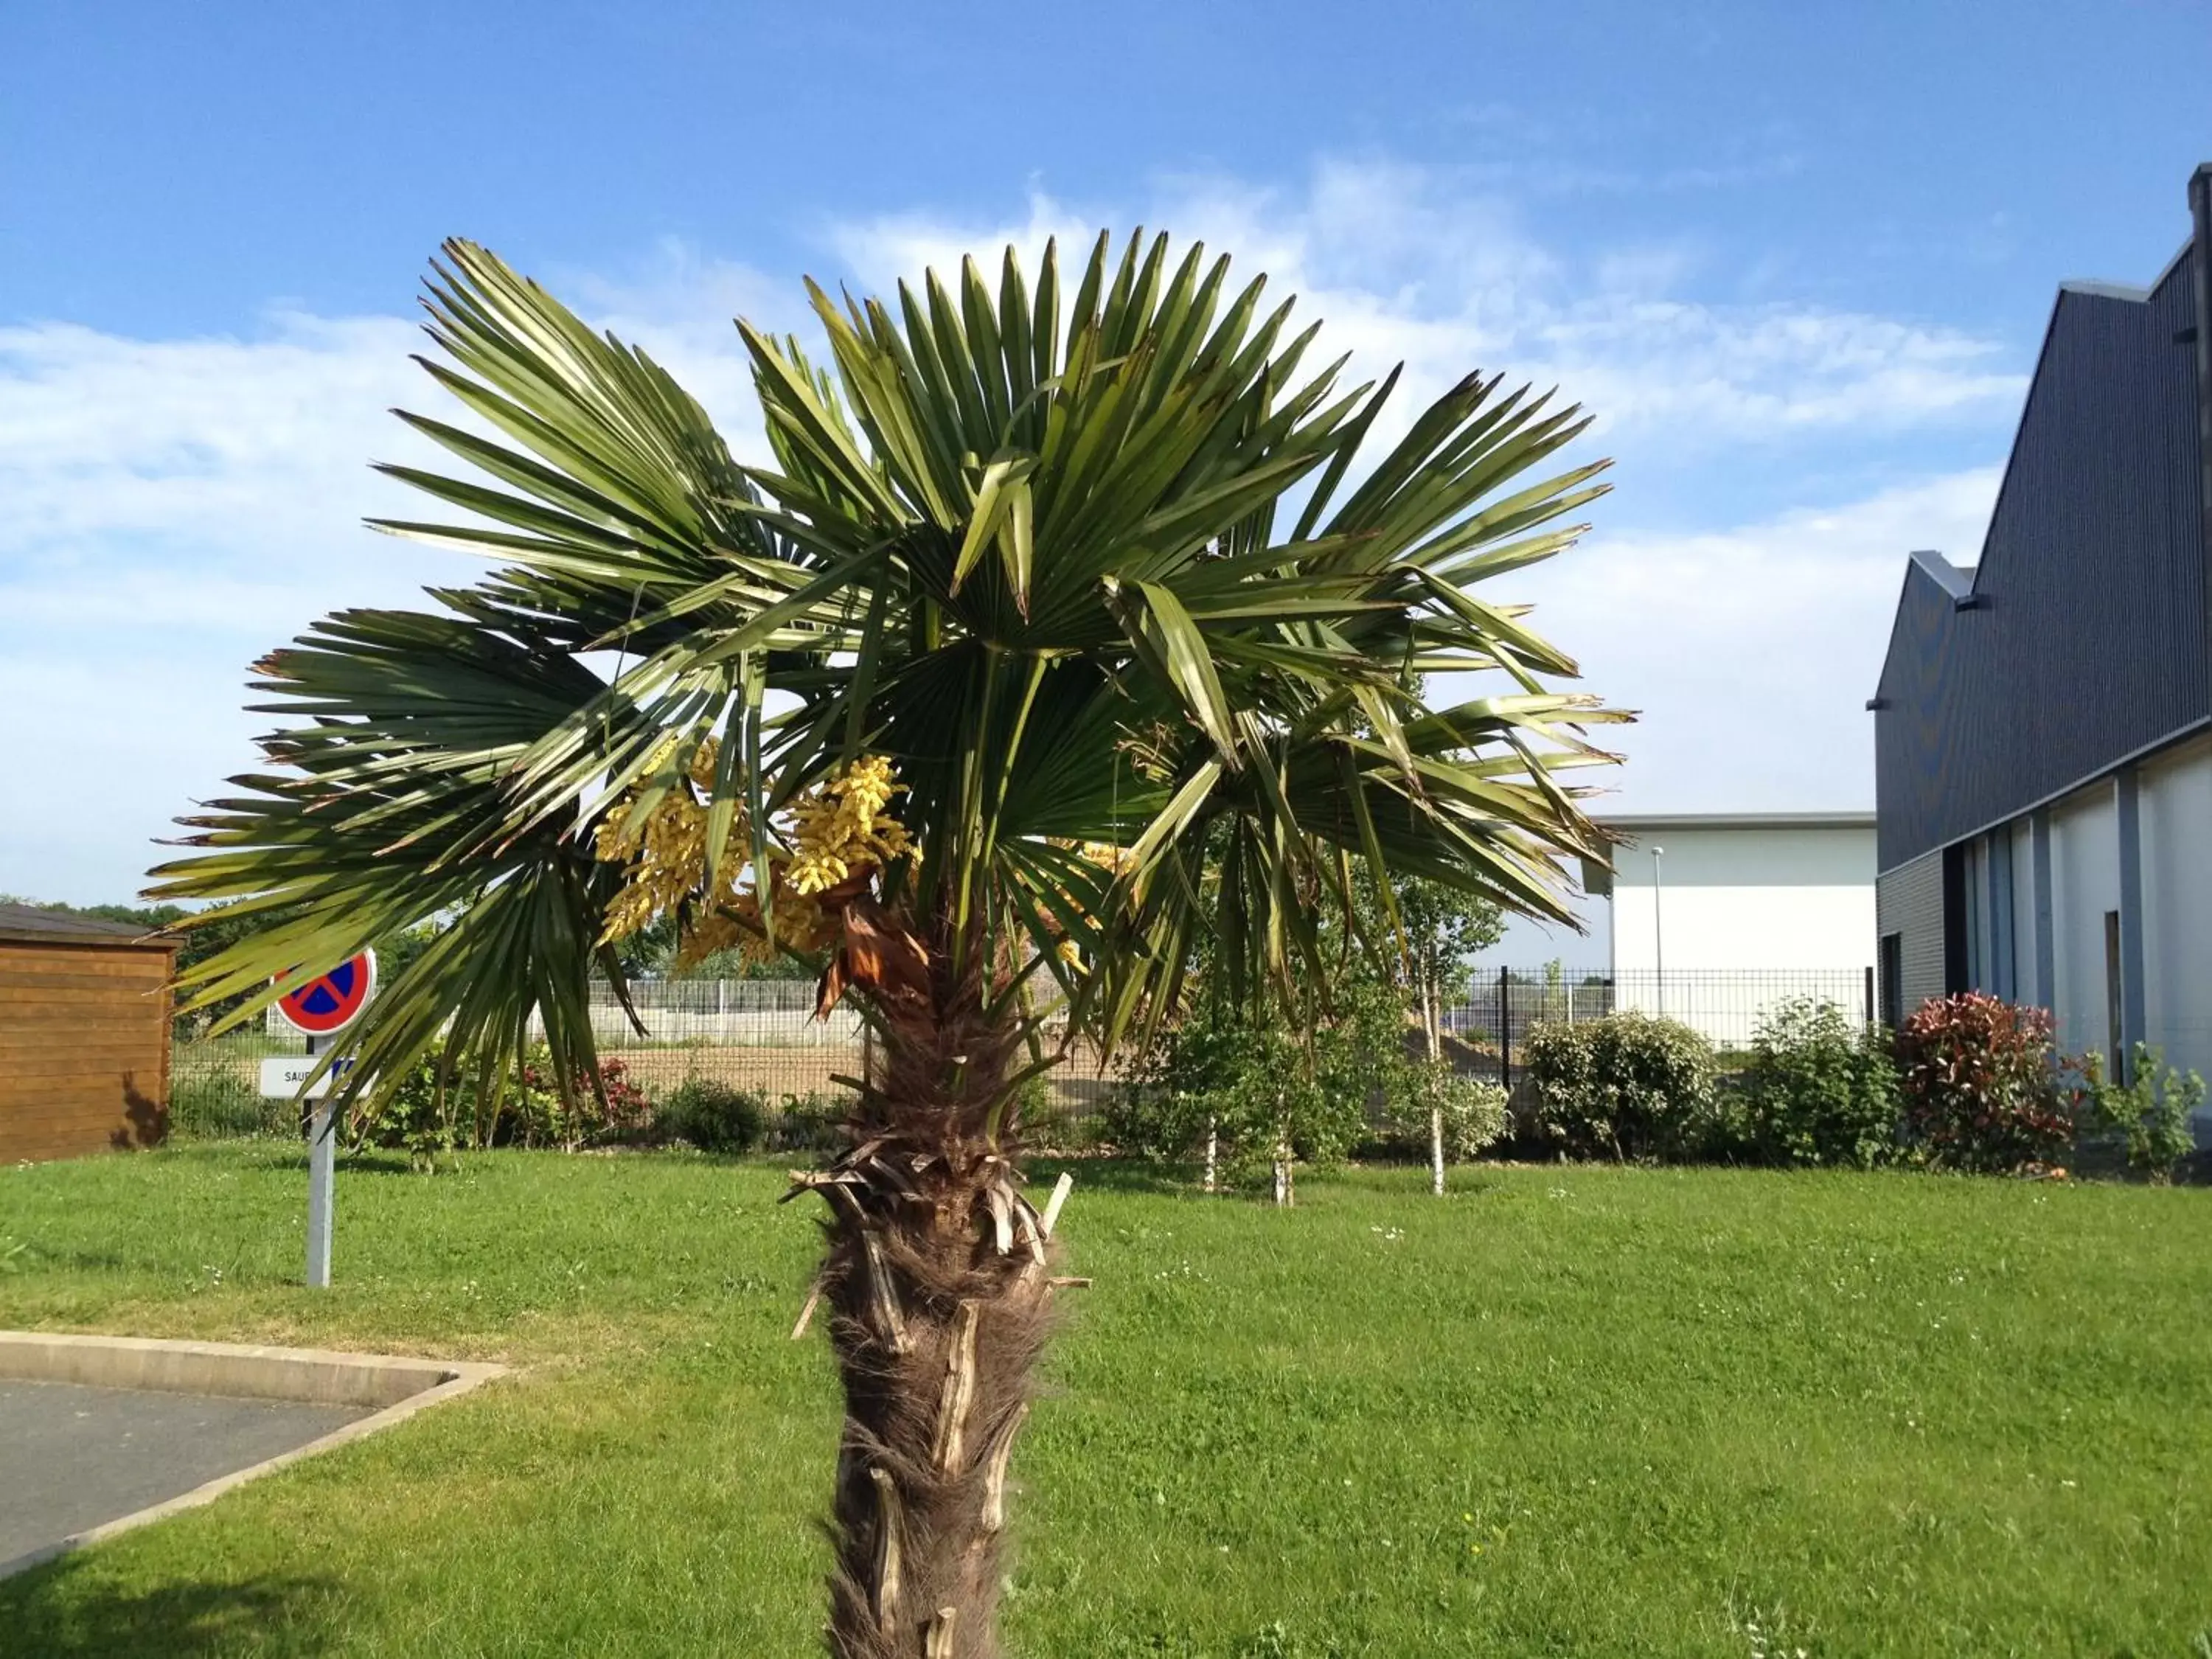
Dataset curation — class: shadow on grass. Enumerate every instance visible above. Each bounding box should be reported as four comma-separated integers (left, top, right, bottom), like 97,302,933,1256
175,1142,431,1179
19,1247,142,1273
0,1559,341,1657
1028,1158,1204,1198
1024,1155,1523,1201
328,1151,441,1178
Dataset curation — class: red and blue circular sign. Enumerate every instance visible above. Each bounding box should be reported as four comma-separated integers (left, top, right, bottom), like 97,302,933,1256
274,950,378,1036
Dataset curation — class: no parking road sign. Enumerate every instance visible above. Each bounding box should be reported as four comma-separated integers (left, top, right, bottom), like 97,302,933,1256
274,951,377,1037
268,950,376,1291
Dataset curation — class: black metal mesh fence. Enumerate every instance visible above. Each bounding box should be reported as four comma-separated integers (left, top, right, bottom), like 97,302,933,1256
1444,966,1874,1085
168,967,1874,1139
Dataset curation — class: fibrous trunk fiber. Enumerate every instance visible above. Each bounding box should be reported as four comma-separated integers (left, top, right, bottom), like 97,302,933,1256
803,996,1065,1659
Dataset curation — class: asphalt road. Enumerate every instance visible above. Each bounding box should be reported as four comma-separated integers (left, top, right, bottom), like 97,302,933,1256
0,1380,369,1573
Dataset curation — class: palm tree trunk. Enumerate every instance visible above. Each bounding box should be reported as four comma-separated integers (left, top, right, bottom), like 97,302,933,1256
1271,1085,1293,1207
806,962,1062,1659
1421,973,1444,1197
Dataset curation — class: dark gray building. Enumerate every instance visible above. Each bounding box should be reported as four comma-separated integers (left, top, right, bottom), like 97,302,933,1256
1871,164,2212,1126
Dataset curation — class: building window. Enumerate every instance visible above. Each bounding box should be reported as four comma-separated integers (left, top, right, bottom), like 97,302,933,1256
1879,933,1903,1030
2103,910,2124,1082
1940,844,1969,994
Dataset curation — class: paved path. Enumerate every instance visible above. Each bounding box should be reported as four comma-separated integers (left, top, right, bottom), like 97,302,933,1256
0,1380,369,1571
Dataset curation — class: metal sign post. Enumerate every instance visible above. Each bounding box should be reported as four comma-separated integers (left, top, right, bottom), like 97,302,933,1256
305,1034,334,1288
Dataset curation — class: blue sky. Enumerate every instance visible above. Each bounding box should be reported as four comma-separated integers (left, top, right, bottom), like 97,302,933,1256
3,0,2208,962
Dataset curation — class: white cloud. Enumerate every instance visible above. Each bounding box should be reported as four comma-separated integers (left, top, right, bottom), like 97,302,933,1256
1,315,418,541
1498,465,2003,814
0,156,2026,905
1472,465,2002,968
0,313,451,903
827,158,2025,446
0,268,822,905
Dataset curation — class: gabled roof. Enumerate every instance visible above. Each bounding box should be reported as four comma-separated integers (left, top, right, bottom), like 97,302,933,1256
1903,547,1974,603
1871,218,2209,871
0,903,175,948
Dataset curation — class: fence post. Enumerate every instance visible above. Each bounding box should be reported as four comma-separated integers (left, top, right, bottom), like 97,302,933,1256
1863,964,1875,1029
1498,965,1512,1091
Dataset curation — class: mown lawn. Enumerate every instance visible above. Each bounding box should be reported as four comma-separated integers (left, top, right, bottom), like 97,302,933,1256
2,1144,2208,1657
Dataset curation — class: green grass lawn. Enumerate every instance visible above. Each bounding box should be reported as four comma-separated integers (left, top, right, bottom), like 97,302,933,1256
3,1145,2208,1657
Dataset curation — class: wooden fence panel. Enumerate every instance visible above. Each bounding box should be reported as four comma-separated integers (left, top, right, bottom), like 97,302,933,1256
0,939,175,1162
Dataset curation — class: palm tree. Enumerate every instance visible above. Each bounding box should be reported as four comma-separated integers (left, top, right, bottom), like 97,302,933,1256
150,231,1624,1658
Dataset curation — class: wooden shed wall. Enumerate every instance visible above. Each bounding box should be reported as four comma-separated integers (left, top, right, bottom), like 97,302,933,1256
0,939,175,1162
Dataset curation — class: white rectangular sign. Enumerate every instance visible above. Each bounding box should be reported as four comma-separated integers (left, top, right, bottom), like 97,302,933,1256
258,1056,355,1099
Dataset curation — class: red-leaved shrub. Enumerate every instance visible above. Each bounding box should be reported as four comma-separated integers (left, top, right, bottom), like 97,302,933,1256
1894,992,2079,1172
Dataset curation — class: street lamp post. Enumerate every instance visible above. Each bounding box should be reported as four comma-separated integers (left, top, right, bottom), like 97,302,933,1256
1652,846,1666,1019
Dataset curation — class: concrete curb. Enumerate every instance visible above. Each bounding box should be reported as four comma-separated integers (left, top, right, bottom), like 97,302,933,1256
0,1332,508,1582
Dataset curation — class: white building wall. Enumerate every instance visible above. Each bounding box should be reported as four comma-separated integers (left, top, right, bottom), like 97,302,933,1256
2138,733,2212,1088
1609,825,1875,975
2049,785,2119,1066
2010,818,2038,999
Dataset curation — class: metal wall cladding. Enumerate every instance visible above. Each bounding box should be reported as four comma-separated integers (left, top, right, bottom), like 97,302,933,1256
1874,245,2208,872
1876,849,1948,1014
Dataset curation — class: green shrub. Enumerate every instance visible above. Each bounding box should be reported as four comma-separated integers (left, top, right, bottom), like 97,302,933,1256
1007,1068,1056,1130
1895,993,2078,1173
1374,1061,1509,1163
1520,1011,1717,1161
348,1057,451,1159
1091,1083,1172,1159
2084,1043,2204,1183
1113,989,1397,1189
1105,1013,1251,1161
662,1079,768,1155
1726,998,1899,1168
998,1068,1102,1151
770,1091,851,1155
349,1046,653,1156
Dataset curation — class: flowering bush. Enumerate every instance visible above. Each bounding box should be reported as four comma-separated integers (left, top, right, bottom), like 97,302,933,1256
1520,1012,1717,1161
1893,993,2079,1173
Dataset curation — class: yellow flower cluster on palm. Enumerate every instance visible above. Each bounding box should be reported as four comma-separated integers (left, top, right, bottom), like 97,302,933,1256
1036,839,1132,970
594,742,913,967
784,754,914,894
592,737,742,944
